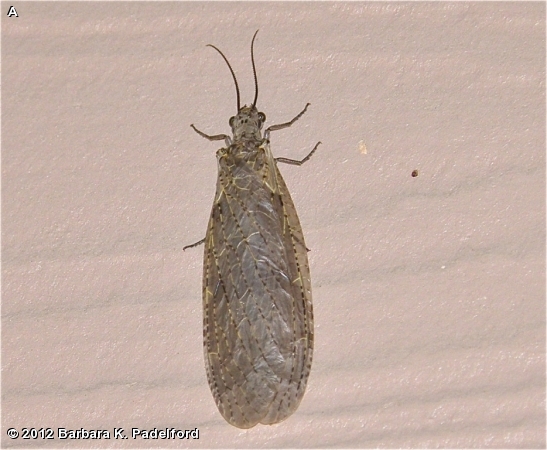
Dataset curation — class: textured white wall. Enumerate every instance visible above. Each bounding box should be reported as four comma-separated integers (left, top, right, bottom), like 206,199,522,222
3,2,545,448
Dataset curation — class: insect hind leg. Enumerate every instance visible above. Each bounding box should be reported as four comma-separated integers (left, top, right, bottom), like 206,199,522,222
183,237,205,251
276,141,321,166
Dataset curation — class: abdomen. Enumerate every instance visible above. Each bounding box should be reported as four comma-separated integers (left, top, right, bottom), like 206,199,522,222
202,161,313,428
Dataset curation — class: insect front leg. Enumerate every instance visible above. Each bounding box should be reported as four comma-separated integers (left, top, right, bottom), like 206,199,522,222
276,141,322,166
264,103,311,138
191,124,232,147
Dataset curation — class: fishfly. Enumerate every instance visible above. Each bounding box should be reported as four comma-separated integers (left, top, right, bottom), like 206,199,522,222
186,30,320,429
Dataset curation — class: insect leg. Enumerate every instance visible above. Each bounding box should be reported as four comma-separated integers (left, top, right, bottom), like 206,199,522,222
191,124,232,146
265,103,311,136
275,141,321,166
183,238,205,251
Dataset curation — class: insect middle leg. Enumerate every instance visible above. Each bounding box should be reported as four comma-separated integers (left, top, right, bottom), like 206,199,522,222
276,141,322,166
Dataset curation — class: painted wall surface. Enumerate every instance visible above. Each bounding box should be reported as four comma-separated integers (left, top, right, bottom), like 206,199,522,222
2,2,545,448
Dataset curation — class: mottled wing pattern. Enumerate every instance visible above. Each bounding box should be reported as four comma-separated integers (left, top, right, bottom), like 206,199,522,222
202,141,313,428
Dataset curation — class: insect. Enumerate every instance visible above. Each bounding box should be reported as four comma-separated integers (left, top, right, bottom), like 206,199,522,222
185,30,320,428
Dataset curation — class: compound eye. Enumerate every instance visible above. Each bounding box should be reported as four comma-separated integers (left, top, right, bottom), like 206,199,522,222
258,112,266,123
229,116,235,127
